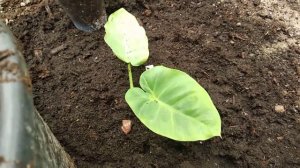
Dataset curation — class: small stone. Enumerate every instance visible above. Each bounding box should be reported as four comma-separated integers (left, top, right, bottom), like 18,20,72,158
282,90,288,96
121,120,132,135
50,44,67,55
296,66,300,75
236,22,241,26
258,10,272,19
20,2,26,6
296,88,300,96
93,56,100,63
33,49,43,62
253,0,261,6
277,136,284,140
230,40,235,44
275,105,285,113
267,71,273,76
143,9,152,17
249,53,255,57
297,118,300,124
295,100,300,107
267,137,273,142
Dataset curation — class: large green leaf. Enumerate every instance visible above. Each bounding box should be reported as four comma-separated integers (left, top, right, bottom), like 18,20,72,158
125,66,221,141
104,8,149,66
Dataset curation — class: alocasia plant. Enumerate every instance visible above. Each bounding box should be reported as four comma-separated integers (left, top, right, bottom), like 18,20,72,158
104,8,221,141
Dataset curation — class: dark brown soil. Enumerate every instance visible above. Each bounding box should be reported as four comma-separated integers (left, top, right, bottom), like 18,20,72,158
1,0,300,167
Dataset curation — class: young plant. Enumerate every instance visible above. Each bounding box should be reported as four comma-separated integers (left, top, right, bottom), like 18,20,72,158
104,8,221,141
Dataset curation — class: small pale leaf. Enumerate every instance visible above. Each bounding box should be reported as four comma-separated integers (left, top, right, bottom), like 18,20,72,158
104,8,149,66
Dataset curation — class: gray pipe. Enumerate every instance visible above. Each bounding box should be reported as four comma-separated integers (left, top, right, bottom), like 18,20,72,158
0,21,75,168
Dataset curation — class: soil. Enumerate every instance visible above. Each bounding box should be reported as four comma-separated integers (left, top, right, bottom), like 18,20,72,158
1,0,300,167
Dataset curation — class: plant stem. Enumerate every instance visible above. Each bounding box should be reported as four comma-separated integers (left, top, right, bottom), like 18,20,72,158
128,63,134,88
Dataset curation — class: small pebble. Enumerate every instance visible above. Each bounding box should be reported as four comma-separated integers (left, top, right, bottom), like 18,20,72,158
275,105,285,113
93,56,100,63
50,44,67,55
121,120,132,135
295,100,300,107
20,2,26,6
236,22,241,26
277,137,284,140
296,66,300,75
253,0,261,6
296,88,300,96
143,9,152,17
297,118,300,124
33,49,43,62
258,10,272,19
282,90,288,96
249,53,255,57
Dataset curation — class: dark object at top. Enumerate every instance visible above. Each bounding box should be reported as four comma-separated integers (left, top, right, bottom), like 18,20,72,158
57,0,106,32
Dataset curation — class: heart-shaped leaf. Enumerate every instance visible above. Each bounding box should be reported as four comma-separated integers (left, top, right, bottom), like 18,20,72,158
104,8,149,66
125,66,221,141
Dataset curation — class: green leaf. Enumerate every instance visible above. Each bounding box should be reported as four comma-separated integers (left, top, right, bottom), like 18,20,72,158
125,66,221,141
104,8,149,66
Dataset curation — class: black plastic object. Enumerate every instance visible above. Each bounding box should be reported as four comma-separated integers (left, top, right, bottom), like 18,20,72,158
0,21,75,167
57,0,106,32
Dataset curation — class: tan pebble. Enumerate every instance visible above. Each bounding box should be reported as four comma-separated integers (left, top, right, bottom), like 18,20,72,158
275,105,285,113
297,88,300,96
33,49,43,62
143,9,152,17
121,120,132,135
297,66,300,75
295,100,300,107
282,90,288,96
277,136,284,140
